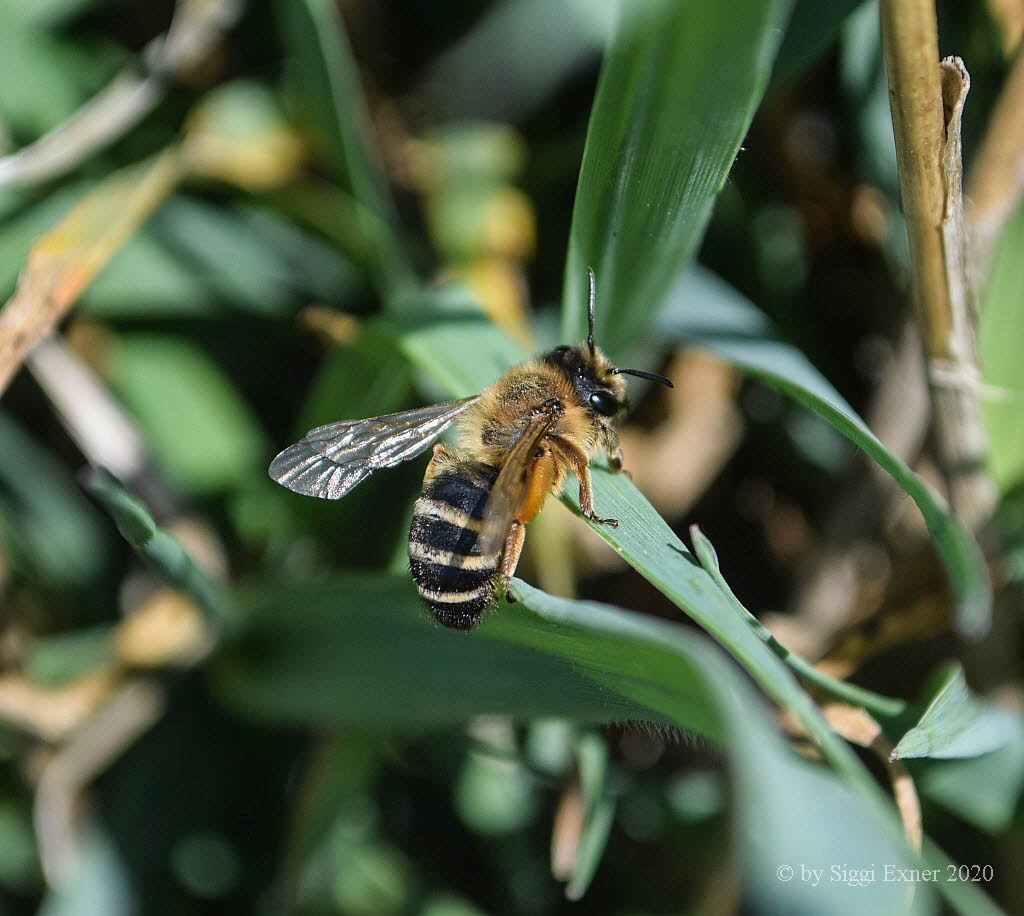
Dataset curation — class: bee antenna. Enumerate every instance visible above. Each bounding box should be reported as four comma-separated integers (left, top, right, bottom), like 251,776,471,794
586,267,597,358
612,367,674,388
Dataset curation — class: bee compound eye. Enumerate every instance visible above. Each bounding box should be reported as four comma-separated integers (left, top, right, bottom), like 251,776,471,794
589,390,618,416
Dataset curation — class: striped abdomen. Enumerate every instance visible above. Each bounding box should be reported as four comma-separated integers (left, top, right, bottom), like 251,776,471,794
408,461,500,630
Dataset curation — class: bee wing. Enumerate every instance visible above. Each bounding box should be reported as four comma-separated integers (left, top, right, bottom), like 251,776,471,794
269,396,478,499
476,407,561,556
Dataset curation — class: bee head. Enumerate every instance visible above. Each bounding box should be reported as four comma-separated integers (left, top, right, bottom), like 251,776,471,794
544,268,673,417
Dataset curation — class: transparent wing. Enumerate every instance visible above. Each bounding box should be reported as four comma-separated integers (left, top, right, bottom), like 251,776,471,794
269,397,478,499
476,407,561,555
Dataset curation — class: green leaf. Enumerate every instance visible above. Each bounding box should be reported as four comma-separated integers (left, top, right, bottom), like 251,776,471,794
690,524,907,720
393,304,870,786
277,0,413,300
563,0,793,353
979,200,1024,493
917,733,1024,833
771,0,865,89
144,196,297,315
658,266,990,637
79,229,214,318
25,626,113,685
83,469,228,630
892,663,1023,761
108,334,267,495
501,581,931,916
0,13,104,137
395,284,528,399
565,731,614,901
211,575,668,729
297,324,412,436
423,0,612,122
215,569,928,912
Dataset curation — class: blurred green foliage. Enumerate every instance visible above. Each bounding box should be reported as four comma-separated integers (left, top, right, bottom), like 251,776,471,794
0,1,1022,915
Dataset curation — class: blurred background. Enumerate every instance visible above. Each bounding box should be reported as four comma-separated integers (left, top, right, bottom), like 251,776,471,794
0,0,1022,913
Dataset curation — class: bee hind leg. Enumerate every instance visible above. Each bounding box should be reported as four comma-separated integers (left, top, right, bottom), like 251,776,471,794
500,520,527,602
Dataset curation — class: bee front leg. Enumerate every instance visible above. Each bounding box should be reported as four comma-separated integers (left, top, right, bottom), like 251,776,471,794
500,520,526,602
552,437,618,528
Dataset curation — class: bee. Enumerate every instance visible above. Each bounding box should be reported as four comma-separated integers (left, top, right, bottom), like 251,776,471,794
269,269,672,630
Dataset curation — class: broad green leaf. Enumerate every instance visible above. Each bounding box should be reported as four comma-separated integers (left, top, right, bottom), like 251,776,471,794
79,230,214,317
917,733,1024,833
142,196,298,315
501,581,931,916
277,0,413,299
211,575,669,729
892,663,1023,761
563,0,793,352
658,266,990,636
979,200,1024,493
108,334,267,495
0,411,110,588
215,569,927,912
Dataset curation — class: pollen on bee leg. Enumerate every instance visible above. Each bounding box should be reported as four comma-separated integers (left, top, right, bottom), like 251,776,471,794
500,520,526,598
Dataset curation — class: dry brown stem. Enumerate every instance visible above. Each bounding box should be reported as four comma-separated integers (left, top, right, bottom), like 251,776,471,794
0,0,241,188
824,703,923,853
0,149,185,398
879,1,995,529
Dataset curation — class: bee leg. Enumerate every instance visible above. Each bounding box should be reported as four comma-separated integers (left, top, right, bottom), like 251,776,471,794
553,437,618,528
602,428,632,479
500,520,527,601
424,442,452,480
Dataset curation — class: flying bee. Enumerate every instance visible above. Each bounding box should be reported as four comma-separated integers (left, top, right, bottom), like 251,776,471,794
269,269,672,630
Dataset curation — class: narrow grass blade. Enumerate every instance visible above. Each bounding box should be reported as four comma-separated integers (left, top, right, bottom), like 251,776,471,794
660,266,991,636
502,581,932,916
563,0,793,353
83,468,229,632
277,0,413,300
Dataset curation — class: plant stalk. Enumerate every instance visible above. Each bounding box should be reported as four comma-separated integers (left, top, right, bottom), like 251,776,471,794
879,0,996,530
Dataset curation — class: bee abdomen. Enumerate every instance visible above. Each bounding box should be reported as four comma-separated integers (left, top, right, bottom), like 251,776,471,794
408,463,500,630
